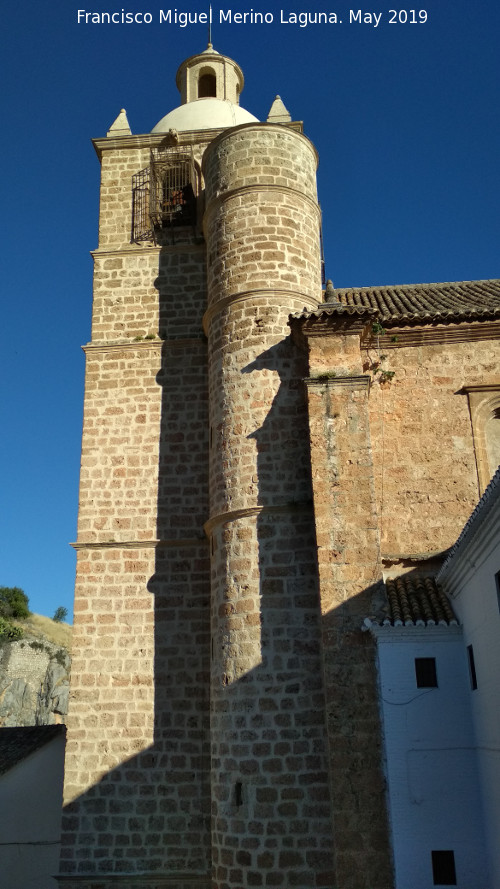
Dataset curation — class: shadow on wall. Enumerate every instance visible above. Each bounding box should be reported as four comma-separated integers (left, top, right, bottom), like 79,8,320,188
59,281,391,888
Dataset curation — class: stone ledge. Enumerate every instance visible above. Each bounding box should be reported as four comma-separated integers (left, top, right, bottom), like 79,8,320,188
203,181,321,226
204,501,313,536
83,338,206,353
202,289,319,334
71,537,207,551
305,374,371,390
56,876,210,889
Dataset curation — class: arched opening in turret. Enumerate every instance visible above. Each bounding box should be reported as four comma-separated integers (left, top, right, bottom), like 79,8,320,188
198,69,217,98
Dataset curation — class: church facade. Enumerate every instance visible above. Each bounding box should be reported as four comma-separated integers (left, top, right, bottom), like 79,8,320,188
57,46,500,889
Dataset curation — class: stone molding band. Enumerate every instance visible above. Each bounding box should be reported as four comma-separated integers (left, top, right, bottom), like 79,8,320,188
202,289,319,334
71,537,207,551
204,501,313,536
83,337,206,354
363,320,500,349
203,182,321,227
91,244,205,259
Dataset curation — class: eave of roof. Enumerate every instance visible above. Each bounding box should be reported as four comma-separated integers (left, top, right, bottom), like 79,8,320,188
366,575,458,629
291,278,500,326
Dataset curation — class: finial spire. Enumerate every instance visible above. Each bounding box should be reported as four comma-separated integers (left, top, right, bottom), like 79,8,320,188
207,5,213,49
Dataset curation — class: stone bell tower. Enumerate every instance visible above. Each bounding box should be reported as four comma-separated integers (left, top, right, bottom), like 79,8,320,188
59,46,339,889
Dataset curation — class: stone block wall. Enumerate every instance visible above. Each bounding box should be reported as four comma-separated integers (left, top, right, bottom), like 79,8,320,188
97,145,151,249
61,135,212,882
363,333,500,556
203,124,335,888
305,372,393,889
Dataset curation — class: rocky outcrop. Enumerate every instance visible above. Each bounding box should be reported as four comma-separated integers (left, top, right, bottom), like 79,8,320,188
0,636,71,726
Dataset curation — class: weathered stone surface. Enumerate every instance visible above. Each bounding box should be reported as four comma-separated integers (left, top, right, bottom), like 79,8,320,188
0,637,71,726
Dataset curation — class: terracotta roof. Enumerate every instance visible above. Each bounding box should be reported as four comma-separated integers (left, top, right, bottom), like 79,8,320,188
382,575,457,627
294,279,500,325
0,725,65,776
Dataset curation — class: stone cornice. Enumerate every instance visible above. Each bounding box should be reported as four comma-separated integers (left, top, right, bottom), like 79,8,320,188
289,312,373,350
93,133,163,158
93,128,218,159
71,537,207,551
460,382,500,394
90,244,205,259
83,337,206,354
92,121,303,161
361,320,500,349
291,315,500,351
83,340,162,354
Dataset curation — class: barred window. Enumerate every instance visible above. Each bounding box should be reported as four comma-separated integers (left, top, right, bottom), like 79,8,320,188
132,146,198,241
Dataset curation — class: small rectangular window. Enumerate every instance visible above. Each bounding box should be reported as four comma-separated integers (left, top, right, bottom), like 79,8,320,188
495,570,500,614
432,850,457,885
467,644,478,690
415,657,438,688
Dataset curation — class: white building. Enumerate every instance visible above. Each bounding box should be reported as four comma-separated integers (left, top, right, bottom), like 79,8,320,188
366,469,500,887
438,467,500,887
0,725,66,889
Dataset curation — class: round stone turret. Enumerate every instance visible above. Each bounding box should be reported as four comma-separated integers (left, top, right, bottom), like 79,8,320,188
202,123,334,888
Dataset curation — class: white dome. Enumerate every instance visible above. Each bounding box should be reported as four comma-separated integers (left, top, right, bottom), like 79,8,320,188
151,98,258,133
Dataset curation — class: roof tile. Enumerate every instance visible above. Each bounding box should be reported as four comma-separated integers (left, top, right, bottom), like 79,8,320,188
293,279,500,324
384,575,457,627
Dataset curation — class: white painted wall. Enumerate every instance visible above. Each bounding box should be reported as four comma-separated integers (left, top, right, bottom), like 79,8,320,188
439,491,500,888
0,732,65,889
375,626,490,889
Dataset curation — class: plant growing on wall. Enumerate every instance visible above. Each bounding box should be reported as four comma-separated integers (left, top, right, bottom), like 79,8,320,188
368,323,396,385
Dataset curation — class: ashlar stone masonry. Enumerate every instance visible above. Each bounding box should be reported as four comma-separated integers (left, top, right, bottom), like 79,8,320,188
60,45,500,889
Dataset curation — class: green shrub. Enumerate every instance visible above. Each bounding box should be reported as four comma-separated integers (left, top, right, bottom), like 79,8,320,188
0,616,24,641
0,586,30,620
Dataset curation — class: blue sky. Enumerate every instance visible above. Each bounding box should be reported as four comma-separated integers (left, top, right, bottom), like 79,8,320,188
1,0,499,620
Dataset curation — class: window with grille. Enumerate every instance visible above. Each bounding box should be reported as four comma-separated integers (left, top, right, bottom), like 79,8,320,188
132,146,197,241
